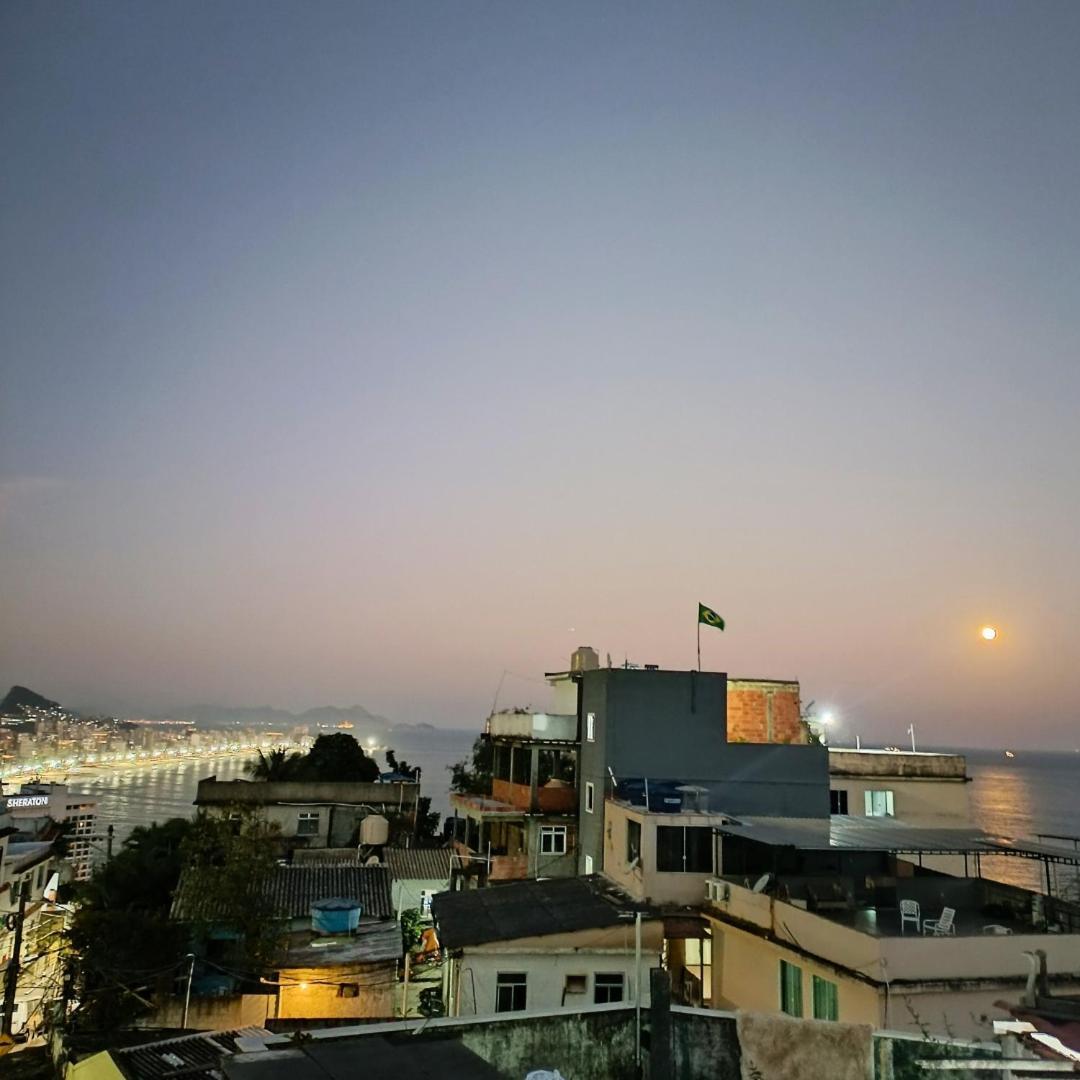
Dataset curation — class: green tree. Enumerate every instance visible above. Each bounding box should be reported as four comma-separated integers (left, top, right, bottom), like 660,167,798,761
179,809,285,974
448,736,492,795
299,732,379,782
414,796,441,842
244,746,305,780
67,818,193,1033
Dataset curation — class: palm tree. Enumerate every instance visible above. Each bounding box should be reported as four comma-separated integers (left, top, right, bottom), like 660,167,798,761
244,746,304,781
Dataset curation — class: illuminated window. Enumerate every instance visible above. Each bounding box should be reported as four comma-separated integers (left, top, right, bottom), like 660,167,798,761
540,825,568,855
585,782,595,814
297,811,320,835
864,790,894,818
584,854,594,874
420,889,435,915
586,713,595,741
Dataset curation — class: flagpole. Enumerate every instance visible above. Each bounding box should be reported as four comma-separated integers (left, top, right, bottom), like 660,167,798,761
697,617,701,672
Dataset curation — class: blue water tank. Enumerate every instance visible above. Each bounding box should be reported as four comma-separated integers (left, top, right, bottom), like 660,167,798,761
618,778,685,812
311,898,362,935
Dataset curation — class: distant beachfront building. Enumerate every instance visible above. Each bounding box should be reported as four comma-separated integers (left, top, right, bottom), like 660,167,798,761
5,781,99,881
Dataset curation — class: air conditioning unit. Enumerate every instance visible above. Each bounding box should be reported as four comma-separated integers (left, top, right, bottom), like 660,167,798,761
706,880,729,903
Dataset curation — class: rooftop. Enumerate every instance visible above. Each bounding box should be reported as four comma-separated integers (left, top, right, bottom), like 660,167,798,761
194,776,418,807
283,919,402,967
172,864,394,921
432,874,648,948
109,1027,271,1080
383,845,452,882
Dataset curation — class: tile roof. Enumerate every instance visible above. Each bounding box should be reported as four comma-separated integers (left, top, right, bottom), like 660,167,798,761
111,1027,269,1080
383,846,452,882
172,864,393,921
432,874,647,949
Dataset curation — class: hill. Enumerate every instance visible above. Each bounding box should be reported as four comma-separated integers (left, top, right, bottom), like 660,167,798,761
0,685,62,716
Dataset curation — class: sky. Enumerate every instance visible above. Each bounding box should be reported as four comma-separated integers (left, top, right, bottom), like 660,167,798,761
2,2,1079,746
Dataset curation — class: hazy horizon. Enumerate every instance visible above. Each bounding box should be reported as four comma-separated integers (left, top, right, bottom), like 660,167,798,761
4,3,1079,749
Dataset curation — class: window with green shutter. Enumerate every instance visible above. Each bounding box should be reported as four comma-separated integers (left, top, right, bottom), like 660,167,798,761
779,959,803,1017
812,975,839,1021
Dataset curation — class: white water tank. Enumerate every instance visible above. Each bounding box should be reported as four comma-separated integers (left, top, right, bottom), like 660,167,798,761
360,813,389,846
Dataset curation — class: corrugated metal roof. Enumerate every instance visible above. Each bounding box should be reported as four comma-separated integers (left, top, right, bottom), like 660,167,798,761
432,874,648,949
172,864,393,921
717,816,1080,864
113,1027,269,1080
383,846,452,882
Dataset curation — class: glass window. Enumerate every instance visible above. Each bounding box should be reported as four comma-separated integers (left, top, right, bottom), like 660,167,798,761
496,972,527,1013
780,960,803,1017
584,854,594,874
420,889,434,915
297,811,320,835
585,782,595,814
829,790,849,815
594,973,625,1004
864,790,895,818
626,819,642,865
586,713,595,741
656,826,713,873
812,975,839,1021
540,825,567,855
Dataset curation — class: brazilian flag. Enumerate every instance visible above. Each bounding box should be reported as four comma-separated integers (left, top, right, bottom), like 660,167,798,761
698,603,725,631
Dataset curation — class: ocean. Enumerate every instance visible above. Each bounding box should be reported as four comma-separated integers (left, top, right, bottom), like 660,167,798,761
54,734,1080,892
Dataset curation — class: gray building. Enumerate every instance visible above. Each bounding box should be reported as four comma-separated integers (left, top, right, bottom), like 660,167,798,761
571,667,829,874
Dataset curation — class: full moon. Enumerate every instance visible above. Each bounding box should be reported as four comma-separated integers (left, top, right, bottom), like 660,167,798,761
980,626,998,641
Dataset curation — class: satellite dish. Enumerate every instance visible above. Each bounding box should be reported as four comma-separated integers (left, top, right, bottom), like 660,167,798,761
751,873,772,894
44,873,60,903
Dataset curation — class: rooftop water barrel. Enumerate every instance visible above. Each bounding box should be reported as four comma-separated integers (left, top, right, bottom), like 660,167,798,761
360,813,390,846
311,898,362,935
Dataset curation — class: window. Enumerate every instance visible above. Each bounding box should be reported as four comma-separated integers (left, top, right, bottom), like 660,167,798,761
585,782,595,814
626,819,642,866
420,889,435,916
812,975,839,1021
656,826,713,873
584,854,594,874
829,790,849,815
495,972,527,1013
337,983,360,998
297,811,320,836
864,790,895,818
779,960,803,1017
540,825,568,855
586,713,595,741
564,974,587,995
594,973,625,1004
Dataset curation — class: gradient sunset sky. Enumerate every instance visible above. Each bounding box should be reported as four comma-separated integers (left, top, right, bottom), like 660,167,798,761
3,3,1079,746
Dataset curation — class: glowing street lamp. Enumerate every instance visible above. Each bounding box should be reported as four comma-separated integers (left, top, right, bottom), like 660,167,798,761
980,626,999,642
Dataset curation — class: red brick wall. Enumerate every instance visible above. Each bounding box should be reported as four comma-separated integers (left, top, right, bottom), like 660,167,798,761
727,680,807,744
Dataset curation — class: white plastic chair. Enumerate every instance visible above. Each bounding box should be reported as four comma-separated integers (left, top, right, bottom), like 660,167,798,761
923,906,957,936
899,899,921,935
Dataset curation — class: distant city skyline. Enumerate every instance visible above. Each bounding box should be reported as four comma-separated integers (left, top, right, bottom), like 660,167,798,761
3,3,1079,747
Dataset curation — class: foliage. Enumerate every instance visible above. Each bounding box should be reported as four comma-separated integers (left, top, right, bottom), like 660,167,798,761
400,907,424,952
385,748,419,779
67,818,193,1033
180,808,285,974
414,796,441,842
448,735,493,795
244,746,305,781
243,732,379,783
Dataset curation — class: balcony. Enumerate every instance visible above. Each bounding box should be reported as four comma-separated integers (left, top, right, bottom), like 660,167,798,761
487,711,577,742
491,778,577,814
705,875,1080,984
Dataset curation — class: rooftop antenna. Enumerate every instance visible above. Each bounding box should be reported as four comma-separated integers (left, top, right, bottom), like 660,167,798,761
907,723,917,752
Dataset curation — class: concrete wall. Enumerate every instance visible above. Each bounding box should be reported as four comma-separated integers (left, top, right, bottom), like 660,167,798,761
276,963,396,1020
136,992,277,1030
829,776,972,827
727,680,805,744
196,778,417,810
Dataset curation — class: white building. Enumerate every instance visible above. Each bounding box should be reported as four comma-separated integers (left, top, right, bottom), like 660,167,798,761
432,876,662,1018
6,782,99,881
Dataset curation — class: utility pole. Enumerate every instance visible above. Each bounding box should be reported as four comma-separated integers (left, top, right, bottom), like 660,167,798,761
634,911,643,1068
181,954,195,1029
1,880,29,1038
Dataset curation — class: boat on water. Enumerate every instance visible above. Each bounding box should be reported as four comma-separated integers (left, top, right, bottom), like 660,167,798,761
1005,750,1015,759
